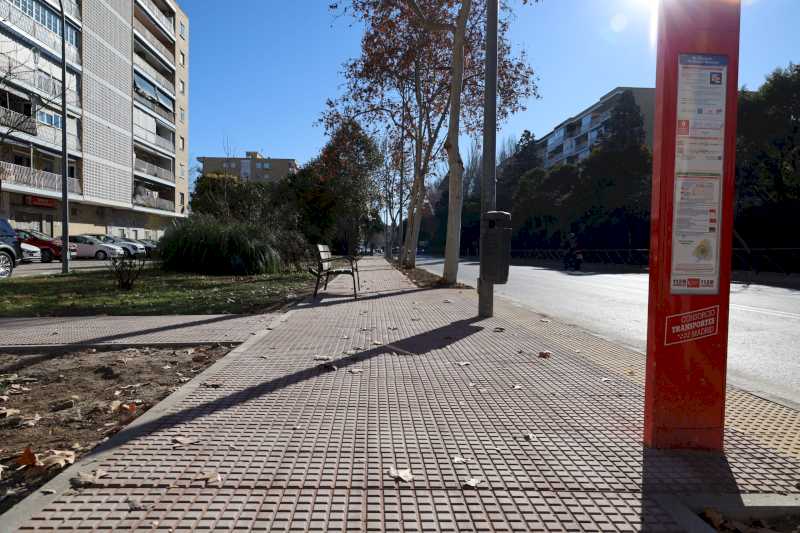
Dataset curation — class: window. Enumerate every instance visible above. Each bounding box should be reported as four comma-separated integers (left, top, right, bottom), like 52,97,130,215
179,107,185,123
179,163,185,178
179,21,185,38
179,136,185,150
179,79,185,94
179,51,185,66
179,192,185,206
37,110,63,129
12,0,79,46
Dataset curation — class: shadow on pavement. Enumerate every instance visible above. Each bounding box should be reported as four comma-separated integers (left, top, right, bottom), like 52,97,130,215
82,316,485,460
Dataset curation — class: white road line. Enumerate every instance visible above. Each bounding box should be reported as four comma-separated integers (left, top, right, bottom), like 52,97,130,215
730,304,800,320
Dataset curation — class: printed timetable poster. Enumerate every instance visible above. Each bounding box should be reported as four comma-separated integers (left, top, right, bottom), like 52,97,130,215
670,54,728,295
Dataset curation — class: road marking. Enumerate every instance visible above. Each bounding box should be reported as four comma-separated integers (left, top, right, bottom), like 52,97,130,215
730,304,800,320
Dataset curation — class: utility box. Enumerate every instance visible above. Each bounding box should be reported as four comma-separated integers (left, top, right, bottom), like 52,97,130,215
481,211,511,284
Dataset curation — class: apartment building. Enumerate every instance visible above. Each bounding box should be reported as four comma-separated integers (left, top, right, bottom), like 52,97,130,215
198,151,298,183
0,0,189,241
536,87,654,169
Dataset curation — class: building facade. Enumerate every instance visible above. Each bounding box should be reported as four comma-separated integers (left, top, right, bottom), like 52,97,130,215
535,87,654,169
0,0,189,240
198,151,298,183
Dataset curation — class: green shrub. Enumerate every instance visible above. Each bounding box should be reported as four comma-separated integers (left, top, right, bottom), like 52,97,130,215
160,215,285,275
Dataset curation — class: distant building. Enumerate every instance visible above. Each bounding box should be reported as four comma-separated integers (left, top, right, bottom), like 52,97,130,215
0,0,191,240
535,87,655,169
198,151,298,183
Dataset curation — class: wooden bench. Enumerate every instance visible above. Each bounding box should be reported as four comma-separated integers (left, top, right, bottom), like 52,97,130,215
308,244,360,299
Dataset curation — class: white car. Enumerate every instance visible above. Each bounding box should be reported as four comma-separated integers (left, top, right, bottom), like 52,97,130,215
70,235,125,260
21,242,41,263
83,234,145,257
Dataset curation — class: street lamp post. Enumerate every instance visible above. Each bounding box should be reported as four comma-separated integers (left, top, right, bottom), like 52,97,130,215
58,0,69,274
478,0,498,317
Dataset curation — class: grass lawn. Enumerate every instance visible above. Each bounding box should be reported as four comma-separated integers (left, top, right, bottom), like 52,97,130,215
0,267,315,317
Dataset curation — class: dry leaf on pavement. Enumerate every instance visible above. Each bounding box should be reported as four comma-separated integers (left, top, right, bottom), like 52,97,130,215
463,477,483,488
538,351,552,359
17,447,40,467
19,413,42,427
313,356,332,361
0,407,20,418
452,456,471,464
70,469,109,488
388,466,413,483
125,496,150,511
512,385,523,390
601,378,612,383
172,436,200,448
199,470,222,487
40,450,76,469
348,368,364,374
0,395,9,402
454,361,471,367
493,327,505,333
524,433,535,442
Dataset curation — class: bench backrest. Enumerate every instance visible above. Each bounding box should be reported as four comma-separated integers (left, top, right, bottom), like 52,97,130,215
317,244,332,272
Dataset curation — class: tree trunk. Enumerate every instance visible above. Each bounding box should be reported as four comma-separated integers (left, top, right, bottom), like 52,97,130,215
442,0,471,284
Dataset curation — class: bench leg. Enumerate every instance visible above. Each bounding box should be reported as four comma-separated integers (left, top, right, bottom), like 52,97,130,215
324,272,331,290
313,273,322,298
352,272,358,299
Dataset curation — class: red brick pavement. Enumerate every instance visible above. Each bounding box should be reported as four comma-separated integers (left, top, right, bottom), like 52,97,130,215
6,257,800,532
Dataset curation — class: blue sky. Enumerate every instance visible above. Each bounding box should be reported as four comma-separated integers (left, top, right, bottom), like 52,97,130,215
182,0,799,175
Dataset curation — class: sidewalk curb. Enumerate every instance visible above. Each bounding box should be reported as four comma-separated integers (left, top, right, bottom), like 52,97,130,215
1,317,283,532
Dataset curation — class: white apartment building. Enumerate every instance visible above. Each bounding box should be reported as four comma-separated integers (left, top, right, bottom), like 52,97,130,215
0,0,189,240
536,87,654,169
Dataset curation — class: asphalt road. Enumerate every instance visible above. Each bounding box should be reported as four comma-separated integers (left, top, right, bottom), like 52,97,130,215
13,260,113,277
417,257,800,408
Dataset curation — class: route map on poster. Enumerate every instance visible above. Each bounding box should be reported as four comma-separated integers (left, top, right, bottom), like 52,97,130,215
670,54,728,295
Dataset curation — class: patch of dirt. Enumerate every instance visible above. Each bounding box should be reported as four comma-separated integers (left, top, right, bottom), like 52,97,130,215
390,259,471,289
0,344,231,515
701,507,800,532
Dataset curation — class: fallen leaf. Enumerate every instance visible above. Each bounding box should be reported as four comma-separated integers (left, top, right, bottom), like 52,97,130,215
70,469,108,488
0,407,20,418
325,363,338,371
348,368,364,374
463,477,483,488
538,351,552,359
201,382,222,389
601,378,612,383
625,369,635,376
0,464,6,479
343,350,358,356
313,356,332,361
388,327,399,331
512,385,523,390
0,395,8,402
702,508,724,529
443,299,452,304
162,365,171,370
17,447,39,467
199,470,222,487
493,327,505,333
388,466,413,483
372,341,383,346
109,400,122,413
8,384,30,394
452,456,470,464
41,489,56,495
125,496,150,511
454,361,471,367
172,436,200,448
19,414,42,427
539,319,550,323
524,433,535,442
40,450,76,469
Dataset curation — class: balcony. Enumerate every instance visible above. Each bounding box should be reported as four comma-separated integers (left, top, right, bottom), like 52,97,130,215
133,193,174,212
0,53,81,108
36,123,81,151
0,0,81,65
134,92,175,124
133,54,174,93
0,106,37,135
135,0,174,38
0,160,82,194
134,157,174,182
53,0,81,21
133,17,174,67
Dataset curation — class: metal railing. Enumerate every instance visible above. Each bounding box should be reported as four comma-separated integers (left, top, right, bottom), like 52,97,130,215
133,53,174,93
133,17,174,66
133,194,174,211
134,92,175,124
0,52,81,107
0,159,82,194
36,122,81,151
134,157,174,182
136,0,174,37
0,106,37,134
1,0,81,64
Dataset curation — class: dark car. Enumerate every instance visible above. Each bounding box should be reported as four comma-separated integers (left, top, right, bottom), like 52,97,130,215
15,228,77,263
0,218,22,279
131,238,157,258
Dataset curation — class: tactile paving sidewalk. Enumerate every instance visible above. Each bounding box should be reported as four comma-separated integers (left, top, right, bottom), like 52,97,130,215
9,258,800,532
0,314,274,346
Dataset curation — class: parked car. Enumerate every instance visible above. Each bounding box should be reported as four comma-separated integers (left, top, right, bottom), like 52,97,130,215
69,235,124,260
0,218,22,279
129,238,157,258
84,234,145,257
21,242,42,263
15,228,77,263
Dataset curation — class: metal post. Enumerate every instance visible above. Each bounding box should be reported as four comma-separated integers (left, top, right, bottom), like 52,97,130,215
58,0,69,274
478,0,498,317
